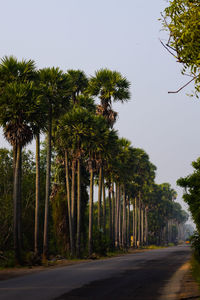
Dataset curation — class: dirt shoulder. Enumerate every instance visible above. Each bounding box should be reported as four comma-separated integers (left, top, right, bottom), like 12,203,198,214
177,263,200,300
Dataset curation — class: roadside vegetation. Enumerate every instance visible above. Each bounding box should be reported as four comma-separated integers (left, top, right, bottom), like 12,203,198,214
162,0,200,287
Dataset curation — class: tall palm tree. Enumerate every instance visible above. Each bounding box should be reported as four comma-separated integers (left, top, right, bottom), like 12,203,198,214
87,116,109,255
0,56,37,263
57,106,97,256
87,69,130,236
38,67,70,260
0,83,39,262
33,97,47,256
96,128,119,238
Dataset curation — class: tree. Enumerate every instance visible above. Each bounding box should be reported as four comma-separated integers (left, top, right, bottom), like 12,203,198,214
66,70,88,104
87,69,130,237
38,67,70,260
33,73,47,256
87,69,131,126
0,56,38,263
57,107,96,256
86,116,113,255
177,157,200,232
161,0,200,95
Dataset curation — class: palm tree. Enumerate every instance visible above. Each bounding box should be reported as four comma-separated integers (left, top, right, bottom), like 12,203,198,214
116,138,131,249
38,67,70,260
66,70,88,104
96,128,119,239
87,68,130,127
33,93,47,256
88,70,130,236
0,56,36,166
88,117,114,254
87,117,108,255
0,56,37,263
0,83,39,262
57,106,97,256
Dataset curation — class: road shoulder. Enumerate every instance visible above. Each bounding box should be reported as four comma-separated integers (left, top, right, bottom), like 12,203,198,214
177,262,200,300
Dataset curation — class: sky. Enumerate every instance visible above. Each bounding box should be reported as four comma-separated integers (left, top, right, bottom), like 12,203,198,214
0,0,199,223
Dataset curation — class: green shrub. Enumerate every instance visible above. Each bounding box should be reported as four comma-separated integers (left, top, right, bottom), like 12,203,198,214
0,251,15,268
190,232,200,262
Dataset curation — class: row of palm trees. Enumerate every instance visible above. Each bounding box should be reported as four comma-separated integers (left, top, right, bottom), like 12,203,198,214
0,56,188,263
0,56,131,260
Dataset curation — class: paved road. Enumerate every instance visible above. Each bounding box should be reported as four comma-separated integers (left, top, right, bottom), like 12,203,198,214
0,245,191,300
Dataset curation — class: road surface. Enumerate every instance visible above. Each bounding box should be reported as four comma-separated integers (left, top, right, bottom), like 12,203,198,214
0,245,191,300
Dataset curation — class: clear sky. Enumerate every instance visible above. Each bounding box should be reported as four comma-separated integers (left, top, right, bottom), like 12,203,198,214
0,0,199,222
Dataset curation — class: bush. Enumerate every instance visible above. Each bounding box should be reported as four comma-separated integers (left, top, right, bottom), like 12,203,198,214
0,251,15,268
24,251,41,266
93,229,110,256
190,232,200,261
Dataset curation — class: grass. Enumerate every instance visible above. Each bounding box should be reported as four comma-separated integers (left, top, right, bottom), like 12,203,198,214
191,253,200,287
144,245,166,250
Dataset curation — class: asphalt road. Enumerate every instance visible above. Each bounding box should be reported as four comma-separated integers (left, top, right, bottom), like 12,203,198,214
0,245,191,300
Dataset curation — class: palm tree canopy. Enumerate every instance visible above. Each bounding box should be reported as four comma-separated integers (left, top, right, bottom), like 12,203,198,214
0,81,40,146
56,106,112,160
87,69,130,127
66,69,88,101
88,69,131,104
38,67,70,118
0,55,36,84
0,57,41,147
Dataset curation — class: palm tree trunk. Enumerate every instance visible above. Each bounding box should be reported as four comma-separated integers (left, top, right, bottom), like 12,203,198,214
108,186,112,246
144,206,148,246
138,194,141,247
119,186,122,247
76,157,81,257
13,144,17,179
18,144,22,255
102,172,106,234
134,198,137,247
111,182,115,248
13,142,22,264
122,185,126,248
141,205,144,247
65,150,74,256
127,196,130,248
34,133,40,255
43,105,52,260
115,183,119,248
71,158,76,248
98,164,103,231
132,201,135,248
88,163,94,256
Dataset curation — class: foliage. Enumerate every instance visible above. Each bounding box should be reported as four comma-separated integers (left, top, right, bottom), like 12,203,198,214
87,68,130,126
162,0,200,95
177,157,200,232
0,56,189,265
0,148,46,258
190,232,200,259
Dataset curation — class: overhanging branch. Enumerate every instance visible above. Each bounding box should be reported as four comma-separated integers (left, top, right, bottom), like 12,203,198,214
168,77,196,94
160,39,177,59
